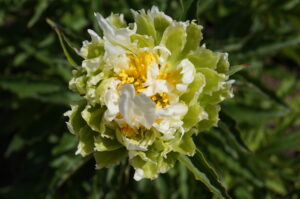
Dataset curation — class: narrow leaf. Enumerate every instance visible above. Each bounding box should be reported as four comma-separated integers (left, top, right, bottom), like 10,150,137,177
219,111,251,152
261,131,300,154
226,64,247,76
46,18,81,67
178,152,231,199
239,72,290,109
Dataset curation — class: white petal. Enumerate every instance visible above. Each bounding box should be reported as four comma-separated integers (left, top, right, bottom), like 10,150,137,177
119,84,135,124
104,41,126,57
178,59,195,84
156,103,188,118
134,169,144,181
127,142,147,151
119,84,156,129
176,84,187,92
95,13,135,47
104,79,120,121
87,29,101,42
132,93,156,129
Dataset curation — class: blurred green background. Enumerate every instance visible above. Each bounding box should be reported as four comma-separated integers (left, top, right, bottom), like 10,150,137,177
1,0,300,198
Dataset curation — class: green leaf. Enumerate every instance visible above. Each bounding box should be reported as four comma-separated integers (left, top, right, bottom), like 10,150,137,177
239,72,290,109
178,150,231,199
46,18,81,67
236,34,300,60
226,64,246,76
27,0,48,28
0,76,61,98
219,111,250,152
260,131,300,154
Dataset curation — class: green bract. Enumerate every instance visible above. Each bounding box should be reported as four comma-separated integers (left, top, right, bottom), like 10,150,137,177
65,6,233,180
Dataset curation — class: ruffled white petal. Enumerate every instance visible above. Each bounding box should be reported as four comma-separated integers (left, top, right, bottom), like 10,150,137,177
103,79,120,121
133,168,144,181
119,84,156,129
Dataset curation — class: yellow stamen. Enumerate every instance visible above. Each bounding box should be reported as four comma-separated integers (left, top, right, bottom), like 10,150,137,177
151,92,170,108
121,124,137,137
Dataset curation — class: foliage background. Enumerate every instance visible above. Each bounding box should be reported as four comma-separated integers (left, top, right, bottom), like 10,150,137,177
1,0,300,198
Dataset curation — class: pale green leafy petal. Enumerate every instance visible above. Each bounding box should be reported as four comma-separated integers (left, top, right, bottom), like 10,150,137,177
77,125,95,156
108,13,127,28
183,104,204,130
173,133,196,156
180,73,206,105
132,10,157,41
81,104,105,133
181,22,203,56
198,68,226,94
187,48,221,69
160,23,186,64
198,105,220,131
94,134,122,152
94,147,127,168
65,100,87,135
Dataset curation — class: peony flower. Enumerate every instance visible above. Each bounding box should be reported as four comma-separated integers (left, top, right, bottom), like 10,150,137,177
65,6,233,180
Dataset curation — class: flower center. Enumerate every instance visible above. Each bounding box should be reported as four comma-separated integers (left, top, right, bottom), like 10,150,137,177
114,51,156,93
150,92,169,108
114,51,176,109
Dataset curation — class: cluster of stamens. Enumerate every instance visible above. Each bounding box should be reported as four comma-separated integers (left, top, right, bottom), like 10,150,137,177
114,52,172,108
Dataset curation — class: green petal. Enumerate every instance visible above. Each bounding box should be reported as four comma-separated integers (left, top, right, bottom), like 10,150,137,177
108,13,127,28
199,87,232,106
180,73,205,105
94,147,127,168
132,10,157,41
86,42,105,59
94,134,122,151
160,23,186,64
197,105,220,131
198,68,226,94
173,133,196,156
81,104,105,133
153,13,171,42
158,152,178,173
130,34,155,48
187,48,221,69
77,125,96,156
66,100,87,135
181,22,203,56
69,68,87,95
130,156,158,179
183,103,204,130
216,53,230,74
